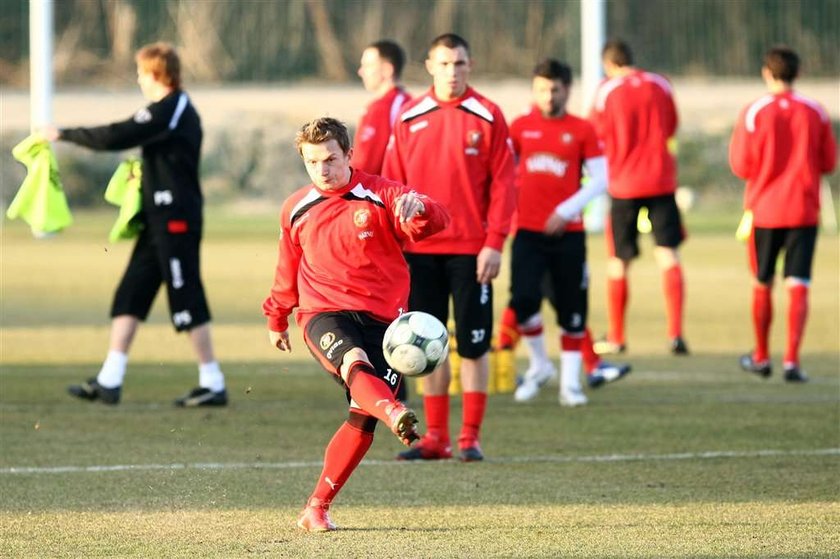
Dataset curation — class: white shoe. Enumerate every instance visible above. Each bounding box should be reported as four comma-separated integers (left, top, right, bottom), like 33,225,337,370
559,387,588,407
514,380,541,402
523,361,555,387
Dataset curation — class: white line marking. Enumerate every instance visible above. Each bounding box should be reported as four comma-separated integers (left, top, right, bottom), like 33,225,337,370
2,448,837,475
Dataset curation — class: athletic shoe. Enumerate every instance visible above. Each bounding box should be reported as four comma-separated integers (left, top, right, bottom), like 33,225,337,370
559,387,588,407
671,337,690,355
459,444,484,462
174,387,228,407
67,378,121,405
783,365,809,383
587,361,632,389
593,338,626,355
514,361,556,402
296,498,337,532
739,354,771,378
514,379,541,402
387,404,420,446
396,438,452,461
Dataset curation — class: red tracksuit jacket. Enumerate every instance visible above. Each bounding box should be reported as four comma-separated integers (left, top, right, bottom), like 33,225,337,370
263,169,450,332
382,86,516,254
729,90,837,228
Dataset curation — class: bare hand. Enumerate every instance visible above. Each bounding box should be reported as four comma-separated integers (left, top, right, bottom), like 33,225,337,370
394,191,425,223
269,330,291,352
476,247,502,284
544,212,569,236
37,126,60,142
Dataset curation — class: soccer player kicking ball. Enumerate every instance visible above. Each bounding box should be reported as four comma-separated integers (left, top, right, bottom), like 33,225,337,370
501,59,630,406
263,118,449,532
729,46,836,382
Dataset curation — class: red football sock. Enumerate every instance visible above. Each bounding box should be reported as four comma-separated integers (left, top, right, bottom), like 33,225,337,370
310,421,373,505
497,306,521,350
784,283,809,367
662,265,685,339
458,391,487,449
423,394,450,446
607,277,628,345
346,361,398,424
581,328,600,374
752,284,772,362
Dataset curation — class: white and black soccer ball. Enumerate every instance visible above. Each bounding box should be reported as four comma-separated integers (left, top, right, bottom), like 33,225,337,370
382,311,449,377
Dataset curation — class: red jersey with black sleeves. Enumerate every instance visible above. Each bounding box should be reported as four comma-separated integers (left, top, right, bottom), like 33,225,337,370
510,108,603,233
351,86,411,174
262,170,449,332
58,90,203,235
382,86,516,254
590,70,678,199
729,91,837,228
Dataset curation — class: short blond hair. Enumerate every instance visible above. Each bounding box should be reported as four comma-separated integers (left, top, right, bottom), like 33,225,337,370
294,117,351,156
136,42,181,89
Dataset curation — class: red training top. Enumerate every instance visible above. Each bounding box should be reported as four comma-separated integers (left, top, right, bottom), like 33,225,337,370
382,86,516,254
729,90,837,228
350,86,411,175
510,107,603,233
262,170,449,332
589,69,678,199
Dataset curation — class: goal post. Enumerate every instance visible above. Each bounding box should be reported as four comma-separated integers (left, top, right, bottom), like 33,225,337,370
29,0,54,132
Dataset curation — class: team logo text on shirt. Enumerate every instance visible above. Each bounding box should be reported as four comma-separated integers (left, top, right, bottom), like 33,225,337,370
525,153,569,177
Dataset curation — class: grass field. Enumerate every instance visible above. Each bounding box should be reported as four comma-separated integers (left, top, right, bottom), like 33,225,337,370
1,210,838,558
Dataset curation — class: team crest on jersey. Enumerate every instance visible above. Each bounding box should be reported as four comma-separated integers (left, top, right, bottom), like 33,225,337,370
320,332,336,350
561,132,573,144
353,209,371,227
133,108,152,123
465,130,482,156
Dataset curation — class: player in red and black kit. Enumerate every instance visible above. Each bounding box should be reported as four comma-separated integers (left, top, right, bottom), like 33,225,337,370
383,33,516,462
495,59,631,406
589,39,689,356
729,46,836,382
351,40,411,175
44,42,228,407
263,118,449,532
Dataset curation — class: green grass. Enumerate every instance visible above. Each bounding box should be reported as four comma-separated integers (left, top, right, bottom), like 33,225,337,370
1,209,839,558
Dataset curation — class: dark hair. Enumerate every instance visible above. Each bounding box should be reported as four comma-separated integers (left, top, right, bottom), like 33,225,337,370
295,117,351,155
429,33,470,56
370,40,406,79
602,39,633,67
533,58,572,86
764,45,799,83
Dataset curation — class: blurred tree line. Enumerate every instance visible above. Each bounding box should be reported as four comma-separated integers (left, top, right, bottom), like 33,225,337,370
1,0,837,86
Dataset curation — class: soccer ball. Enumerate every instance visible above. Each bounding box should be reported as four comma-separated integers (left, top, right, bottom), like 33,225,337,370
382,311,449,377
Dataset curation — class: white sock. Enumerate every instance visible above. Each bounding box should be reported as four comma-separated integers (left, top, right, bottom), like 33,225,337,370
523,333,550,368
560,351,583,393
199,361,225,392
96,351,128,389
